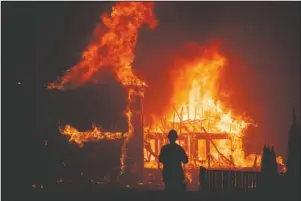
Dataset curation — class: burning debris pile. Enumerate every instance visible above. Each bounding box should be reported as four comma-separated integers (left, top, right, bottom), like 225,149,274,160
48,2,285,177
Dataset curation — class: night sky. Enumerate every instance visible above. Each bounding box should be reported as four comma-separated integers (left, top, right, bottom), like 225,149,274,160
2,1,300,193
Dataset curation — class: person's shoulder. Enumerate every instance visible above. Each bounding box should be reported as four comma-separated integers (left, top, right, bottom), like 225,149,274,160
176,144,185,150
161,144,169,149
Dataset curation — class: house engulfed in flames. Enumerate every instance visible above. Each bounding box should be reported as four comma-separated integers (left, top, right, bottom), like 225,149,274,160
143,48,257,171
48,2,286,182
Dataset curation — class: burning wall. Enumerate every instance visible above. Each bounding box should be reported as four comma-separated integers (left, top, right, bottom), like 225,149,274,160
48,2,286,178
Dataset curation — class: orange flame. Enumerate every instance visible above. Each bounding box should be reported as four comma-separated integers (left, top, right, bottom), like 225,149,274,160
48,2,157,90
276,156,287,173
48,2,157,173
60,124,127,147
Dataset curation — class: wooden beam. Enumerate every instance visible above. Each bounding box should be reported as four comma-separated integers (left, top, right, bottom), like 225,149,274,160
145,132,230,141
206,140,210,168
194,133,230,140
210,139,235,167
144,141,159,160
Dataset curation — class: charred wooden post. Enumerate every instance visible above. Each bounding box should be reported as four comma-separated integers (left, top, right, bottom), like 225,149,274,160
125,85,145,182
206,140,211,168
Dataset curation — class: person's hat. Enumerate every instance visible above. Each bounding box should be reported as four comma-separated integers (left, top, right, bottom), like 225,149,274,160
168,129,178,139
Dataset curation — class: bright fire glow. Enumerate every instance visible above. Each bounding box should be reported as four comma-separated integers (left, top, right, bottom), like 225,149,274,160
48,2,286,176
143,45,286,173
143,46,259,169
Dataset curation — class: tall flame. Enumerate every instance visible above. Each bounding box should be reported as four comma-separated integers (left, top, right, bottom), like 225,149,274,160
48,2,157,90
48,2,157,172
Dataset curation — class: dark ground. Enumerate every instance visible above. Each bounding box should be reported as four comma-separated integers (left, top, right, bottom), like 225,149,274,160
4,181,299,201
23,189,296,201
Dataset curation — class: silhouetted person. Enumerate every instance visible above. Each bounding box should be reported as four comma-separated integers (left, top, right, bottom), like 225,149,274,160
159,130,188,192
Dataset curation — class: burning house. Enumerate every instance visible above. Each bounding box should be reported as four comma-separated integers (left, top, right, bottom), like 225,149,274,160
47,2,286,185
143,48,255,171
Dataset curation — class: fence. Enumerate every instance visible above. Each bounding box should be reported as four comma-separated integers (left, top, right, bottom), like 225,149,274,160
199,168,261,193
